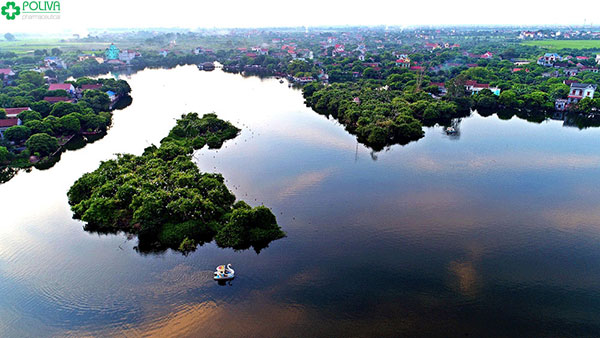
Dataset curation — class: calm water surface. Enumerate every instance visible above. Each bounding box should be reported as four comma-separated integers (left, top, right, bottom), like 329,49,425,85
1,65,600,337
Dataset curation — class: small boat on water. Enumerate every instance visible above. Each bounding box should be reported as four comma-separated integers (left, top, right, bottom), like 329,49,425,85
214,264,235,281
445,126,457,134
279,79,284,84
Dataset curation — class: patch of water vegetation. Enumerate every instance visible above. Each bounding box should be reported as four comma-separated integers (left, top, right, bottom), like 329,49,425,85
67,113,285,254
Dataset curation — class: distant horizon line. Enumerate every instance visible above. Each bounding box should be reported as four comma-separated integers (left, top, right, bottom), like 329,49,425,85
6,23,600,37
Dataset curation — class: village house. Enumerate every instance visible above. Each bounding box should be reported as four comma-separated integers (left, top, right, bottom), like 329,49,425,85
425,42,440,50
564,68,579,77
4,107,31,118
567,83,596,104
513,60,531,66
44,96,74,104
597,55,600,65
537,53,562,67
119,50,141,64
542,70,560,78
465,80,501,95
0,118,21,139
159,49,169,57
49,83,75,95
292,76,315,84
0,68,15,77
429,82,447,95
581,66,599,73
317,70,329,84
555,99,568,111
106,91,118,103
44,56,67,70
78,54,104,63
480,52,494,59
106,59,126,66
395,58,410,68
80,84,103,91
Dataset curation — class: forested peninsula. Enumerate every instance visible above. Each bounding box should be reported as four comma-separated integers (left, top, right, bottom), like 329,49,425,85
67,113,285,253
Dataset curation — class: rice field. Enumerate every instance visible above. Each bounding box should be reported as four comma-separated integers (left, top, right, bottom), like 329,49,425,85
522,40,600,50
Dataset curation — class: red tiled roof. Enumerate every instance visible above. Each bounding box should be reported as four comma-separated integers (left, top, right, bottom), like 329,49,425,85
48,83,73,91
44,96,72,103
0,68,13,75
81,84,103,90
0,118,19,127
4,107,30,117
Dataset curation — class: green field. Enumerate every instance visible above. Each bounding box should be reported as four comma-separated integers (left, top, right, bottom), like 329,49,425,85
522,40,600,50
0,39,113,54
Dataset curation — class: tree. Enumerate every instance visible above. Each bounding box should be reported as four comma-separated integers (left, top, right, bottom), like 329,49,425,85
362,67,377,79
51,48,62,56
44,69,56,78
34,49,48,56
499,90,519,108
0,108,5,119
80,90,110,113
0,146,9,163
25,133,59,156
31,101,52,117
4,33,15,41
474,89,498,109
446,74,468,98
17,71,45,87
50,102,81,117
58,114,81,135
24,120,53,134
524,91,552,111
18,110,42,124
80,113,107,131
549,83,570,100
5,125,31,143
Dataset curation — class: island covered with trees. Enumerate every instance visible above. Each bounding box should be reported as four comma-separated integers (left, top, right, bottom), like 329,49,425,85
67,113,285,254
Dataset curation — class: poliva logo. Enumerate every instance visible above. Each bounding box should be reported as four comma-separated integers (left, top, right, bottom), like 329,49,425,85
1,1,60,20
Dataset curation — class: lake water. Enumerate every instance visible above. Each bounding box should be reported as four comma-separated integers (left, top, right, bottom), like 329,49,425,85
2,65,600,337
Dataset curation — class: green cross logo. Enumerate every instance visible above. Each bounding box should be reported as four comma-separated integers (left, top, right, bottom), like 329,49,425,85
1,2,20,20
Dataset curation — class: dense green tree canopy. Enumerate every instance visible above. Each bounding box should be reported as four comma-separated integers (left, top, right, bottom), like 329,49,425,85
5,125,31,143
68,113,284,254
25,133,59,156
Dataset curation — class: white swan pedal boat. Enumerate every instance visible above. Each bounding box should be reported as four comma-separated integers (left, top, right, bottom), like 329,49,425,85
214,264,235,281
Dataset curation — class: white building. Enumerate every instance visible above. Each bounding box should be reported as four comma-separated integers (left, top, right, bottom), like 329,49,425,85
567,83,596,104
118,50,140,64
537,53,562,67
